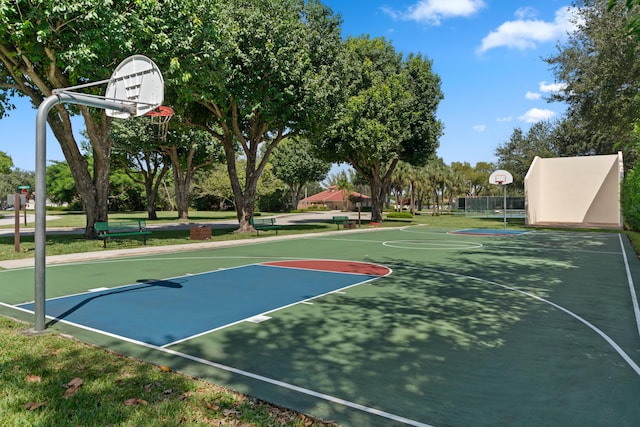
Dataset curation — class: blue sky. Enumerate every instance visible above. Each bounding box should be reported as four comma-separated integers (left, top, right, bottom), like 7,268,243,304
0,0,576,171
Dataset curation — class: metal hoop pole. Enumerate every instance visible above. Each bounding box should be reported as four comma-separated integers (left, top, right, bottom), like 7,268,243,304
33,93,135,332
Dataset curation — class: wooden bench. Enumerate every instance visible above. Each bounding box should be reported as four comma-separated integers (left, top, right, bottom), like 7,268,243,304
331,215,356,230
94,220,152,248
249,217,281,236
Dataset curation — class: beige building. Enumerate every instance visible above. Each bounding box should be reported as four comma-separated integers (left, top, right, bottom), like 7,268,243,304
525,152,623,228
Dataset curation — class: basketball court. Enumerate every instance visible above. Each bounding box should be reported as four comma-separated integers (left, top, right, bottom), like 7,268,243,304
1,226,639,426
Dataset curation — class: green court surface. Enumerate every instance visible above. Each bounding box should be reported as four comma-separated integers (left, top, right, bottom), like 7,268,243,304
1,226,640,427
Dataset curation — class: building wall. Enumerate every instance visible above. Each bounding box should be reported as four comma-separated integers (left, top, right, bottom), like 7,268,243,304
525,153,623,228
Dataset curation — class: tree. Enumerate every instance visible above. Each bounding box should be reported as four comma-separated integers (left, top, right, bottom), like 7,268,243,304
391,161,414,212
608,0,640,36
191,164,235,211
334,171,354,211
494,121,560,192
255,162,289,212
424,157,448,215
167,0,344,231
450,161,495,197
110,119,170,220
0,150,12,174
0,1,167,237
160,126,224,219
46,159,144,211
270,138,330,210
317,36,443,222
546,0,640,165
0,168,33,208
46,161,79,207
471,162,496,196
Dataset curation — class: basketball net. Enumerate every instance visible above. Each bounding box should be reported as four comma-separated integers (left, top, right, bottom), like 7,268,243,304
145,105,173,142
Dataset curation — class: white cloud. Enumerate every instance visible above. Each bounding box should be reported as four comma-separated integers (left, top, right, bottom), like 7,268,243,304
526,91,541,100
384,0,486,25
497,116,513,123
514,7,537,20
519,108,555,123
473,124,487,132
477,7,580,54
539,80,567,93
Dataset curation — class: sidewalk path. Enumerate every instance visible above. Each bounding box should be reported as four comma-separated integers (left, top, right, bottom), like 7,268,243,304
0,210,372,270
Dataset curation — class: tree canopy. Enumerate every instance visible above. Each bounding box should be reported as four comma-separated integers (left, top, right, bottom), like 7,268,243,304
166,0,344,231
0,0,168,236
494,121,560,191
270,137,330,209
546,0,640,164
317,36,443,222
0,150,12,174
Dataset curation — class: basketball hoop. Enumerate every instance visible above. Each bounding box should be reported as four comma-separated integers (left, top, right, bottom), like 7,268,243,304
488,169,514,231
489,170,513,186
145,105,173,142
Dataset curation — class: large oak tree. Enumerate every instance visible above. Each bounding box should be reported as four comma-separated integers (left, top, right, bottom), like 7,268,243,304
166,0,344,231
317,36,443,222
0,0,167,237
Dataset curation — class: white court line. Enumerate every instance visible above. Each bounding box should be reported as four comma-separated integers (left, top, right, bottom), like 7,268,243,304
161,269,386,348
618,234,640,339
157,345,435,427
402,265,640,377
2,299,432,426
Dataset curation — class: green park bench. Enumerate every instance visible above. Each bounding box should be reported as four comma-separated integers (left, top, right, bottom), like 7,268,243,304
94,219,152,248
331,215,356,230
249,217,281,236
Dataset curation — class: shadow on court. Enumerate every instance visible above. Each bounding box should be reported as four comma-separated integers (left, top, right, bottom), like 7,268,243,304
1,229,639,426
46,279,183,328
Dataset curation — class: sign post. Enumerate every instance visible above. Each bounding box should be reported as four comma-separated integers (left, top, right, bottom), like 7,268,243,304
18,185,30,226
14,193,20,253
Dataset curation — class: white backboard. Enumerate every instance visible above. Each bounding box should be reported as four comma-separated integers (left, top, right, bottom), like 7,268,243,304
489,169,513,185
105,55,164,118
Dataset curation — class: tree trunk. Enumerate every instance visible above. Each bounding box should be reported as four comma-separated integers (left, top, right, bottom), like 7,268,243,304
291,183,302,211
146,200,158,220
47,106,111,238
368,175,385,223
173,167,190,220
162,145,195,220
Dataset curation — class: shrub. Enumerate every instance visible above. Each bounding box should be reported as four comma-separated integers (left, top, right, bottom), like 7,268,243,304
622,168,640,231
386,211,413,219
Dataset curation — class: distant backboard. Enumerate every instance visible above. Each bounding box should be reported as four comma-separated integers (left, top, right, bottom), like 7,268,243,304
105,55,164,118
489,169,513,185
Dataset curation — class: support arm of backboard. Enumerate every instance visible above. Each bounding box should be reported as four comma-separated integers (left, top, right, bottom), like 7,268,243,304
34,93,135,332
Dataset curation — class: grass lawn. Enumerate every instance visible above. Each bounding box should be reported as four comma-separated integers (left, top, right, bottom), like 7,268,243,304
1,209,638,426
0,316,334,426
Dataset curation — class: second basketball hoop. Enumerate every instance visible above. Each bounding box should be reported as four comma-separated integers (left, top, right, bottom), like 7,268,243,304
489,170,513,185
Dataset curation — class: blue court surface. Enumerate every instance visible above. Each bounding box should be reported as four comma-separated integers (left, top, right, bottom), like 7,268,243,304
18,263,384,346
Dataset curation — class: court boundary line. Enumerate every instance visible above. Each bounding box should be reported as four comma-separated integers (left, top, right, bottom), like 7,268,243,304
156,345,435,427
382,240,483,250
400,265,640,377
618,234,640,338
9,260,390,349
1,271,432,426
